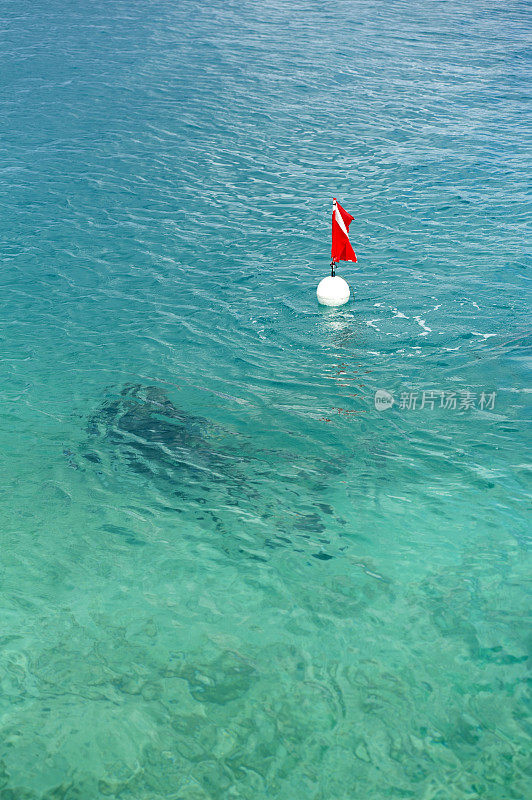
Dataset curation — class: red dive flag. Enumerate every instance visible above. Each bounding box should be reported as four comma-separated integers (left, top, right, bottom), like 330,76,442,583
331,198,357,263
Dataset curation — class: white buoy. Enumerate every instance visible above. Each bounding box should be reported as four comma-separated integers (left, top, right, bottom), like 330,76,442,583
316,275,350,307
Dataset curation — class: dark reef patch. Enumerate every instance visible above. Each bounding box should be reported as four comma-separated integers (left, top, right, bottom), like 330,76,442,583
78,384,347,562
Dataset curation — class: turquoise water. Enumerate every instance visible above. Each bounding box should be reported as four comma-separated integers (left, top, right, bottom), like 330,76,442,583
0,0,530,797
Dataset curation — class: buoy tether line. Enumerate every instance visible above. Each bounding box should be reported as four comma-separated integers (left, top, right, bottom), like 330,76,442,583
317,198,357,307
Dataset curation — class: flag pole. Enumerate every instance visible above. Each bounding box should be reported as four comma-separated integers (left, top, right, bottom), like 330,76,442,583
330,259,336,277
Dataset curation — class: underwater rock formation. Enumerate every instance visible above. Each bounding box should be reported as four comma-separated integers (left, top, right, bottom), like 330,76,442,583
85,383,233,487
79,384,346,562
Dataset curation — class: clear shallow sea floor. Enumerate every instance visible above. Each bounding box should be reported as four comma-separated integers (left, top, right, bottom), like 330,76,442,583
0,0,530,798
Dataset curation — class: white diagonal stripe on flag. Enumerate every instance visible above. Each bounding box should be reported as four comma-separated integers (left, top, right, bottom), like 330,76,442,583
333,202,349,236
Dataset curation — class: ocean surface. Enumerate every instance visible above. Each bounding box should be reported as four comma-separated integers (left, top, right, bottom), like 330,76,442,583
0,1,530,797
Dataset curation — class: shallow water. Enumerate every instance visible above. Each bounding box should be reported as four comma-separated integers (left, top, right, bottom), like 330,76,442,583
0,0,530,797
